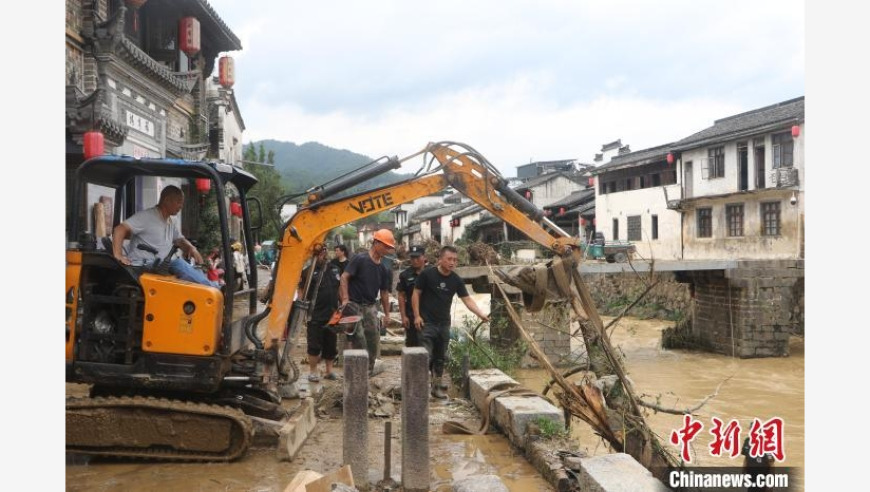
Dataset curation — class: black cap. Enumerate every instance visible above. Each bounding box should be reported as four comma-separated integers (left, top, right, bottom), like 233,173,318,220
409,245,425,257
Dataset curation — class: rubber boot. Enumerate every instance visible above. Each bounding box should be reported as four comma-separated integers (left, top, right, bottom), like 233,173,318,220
431,377,448,399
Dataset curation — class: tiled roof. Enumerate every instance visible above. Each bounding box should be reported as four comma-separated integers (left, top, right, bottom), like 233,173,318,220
454,204,484,219
514,171,585,190
673,96,804,150
544,188,595,208
590,143,674,175
411,201,474,222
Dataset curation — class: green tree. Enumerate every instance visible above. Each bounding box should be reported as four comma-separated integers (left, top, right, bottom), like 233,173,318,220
196,188,222,254
245,145,286,241
244,142,257,162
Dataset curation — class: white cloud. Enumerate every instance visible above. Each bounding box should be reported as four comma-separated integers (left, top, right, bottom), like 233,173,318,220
208,0,803,176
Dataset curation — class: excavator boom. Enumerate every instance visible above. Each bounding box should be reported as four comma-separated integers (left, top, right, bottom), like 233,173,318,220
262,142,580,346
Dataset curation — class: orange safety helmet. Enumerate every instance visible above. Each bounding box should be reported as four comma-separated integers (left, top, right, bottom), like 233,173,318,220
372,229,396,249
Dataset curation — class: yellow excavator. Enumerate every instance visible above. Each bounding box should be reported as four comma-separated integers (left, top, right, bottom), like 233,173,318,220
66,141,580,461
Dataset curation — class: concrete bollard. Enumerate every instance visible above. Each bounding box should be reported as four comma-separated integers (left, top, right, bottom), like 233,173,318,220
343,349,370,489
401,347,430,492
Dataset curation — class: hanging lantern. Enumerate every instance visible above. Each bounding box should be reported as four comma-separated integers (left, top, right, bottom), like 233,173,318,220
524,190,532,199
559,207,566,216
195,178,211,193
791,125,800,138
580,218,587,227
83,131,104,160
230,202,242,218
588,177,595,186
125,0,148,32
179,17,201,57
219,56,235,88
666,153,675,165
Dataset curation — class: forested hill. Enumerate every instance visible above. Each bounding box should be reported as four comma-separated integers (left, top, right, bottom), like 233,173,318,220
252,139,409,196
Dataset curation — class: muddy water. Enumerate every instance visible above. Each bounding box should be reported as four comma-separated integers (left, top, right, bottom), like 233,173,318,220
513,316,805,490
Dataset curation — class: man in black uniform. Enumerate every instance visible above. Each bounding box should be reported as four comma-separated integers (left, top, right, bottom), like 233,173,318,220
330,244,349,274
301,247,342,382
412,245,489,399
396,244,427,347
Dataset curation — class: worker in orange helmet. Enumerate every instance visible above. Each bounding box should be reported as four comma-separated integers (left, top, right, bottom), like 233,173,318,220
338,229,395,375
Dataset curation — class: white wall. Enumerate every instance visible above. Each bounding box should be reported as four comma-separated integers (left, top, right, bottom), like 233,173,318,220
680,124,804,199
595,183,682,260
529,177,584,208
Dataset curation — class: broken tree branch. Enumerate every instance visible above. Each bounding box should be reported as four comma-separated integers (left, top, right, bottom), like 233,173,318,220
637,376,732,415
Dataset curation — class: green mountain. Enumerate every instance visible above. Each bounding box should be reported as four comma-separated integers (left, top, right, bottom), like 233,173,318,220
252,139,409,198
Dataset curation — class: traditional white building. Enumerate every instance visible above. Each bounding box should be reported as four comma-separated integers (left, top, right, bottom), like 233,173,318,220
591,96,805,261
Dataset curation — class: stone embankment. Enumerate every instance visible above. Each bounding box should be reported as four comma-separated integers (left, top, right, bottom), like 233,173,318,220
467,368,670,492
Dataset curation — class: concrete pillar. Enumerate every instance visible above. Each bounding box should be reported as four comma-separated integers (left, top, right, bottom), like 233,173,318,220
343,349,369,489
401,347,429,492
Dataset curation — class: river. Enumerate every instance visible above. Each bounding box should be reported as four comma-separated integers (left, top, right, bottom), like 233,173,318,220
452,293,804,490
515,316,804,490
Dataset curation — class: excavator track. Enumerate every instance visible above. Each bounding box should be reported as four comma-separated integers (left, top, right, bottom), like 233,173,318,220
66,395,253,462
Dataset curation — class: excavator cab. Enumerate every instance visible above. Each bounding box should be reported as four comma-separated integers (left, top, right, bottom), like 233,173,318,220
65,156,289,461
66,155,266,388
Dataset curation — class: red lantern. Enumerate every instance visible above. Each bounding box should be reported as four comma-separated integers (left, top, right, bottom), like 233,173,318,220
179,17,201,57
559,207,565,215
219,56,235,88
791,125,800,138
195,178,211,193
666,153,675,165
580,218,587,227
125,0,147,31
524,190,531,199
588,177,595,186
83,131,104,159
230,202,242,217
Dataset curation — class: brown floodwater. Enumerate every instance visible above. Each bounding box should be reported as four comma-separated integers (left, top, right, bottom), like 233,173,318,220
514,316,805,491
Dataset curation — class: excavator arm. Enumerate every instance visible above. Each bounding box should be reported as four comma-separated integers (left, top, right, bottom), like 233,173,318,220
261,142,580,347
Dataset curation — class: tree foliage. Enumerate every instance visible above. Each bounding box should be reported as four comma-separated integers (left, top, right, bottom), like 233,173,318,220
244,142,286,242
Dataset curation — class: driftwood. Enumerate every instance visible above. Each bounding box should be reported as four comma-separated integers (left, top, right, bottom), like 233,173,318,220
491,253,681,482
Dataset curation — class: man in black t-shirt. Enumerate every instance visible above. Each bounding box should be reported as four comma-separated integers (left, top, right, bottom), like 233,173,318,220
339,229,395,373
412,245,489,399
396,244,427,347
330,244,349,274
300,247,342,382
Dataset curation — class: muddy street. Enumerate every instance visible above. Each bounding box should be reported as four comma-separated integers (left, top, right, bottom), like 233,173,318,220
66,285,803,491
66,353,553,492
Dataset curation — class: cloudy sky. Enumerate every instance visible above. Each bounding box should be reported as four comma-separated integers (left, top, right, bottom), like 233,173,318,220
206,0,804,177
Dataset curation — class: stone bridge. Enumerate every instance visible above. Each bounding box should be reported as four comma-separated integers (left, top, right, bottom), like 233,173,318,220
455,259,804,360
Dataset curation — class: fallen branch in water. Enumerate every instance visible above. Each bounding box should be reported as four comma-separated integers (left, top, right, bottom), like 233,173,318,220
638,376,732,415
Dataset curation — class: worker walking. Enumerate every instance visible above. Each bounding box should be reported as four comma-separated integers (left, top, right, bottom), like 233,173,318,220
301,247,342,382
412,245,489,399
339,229,395,375
396,244,427,347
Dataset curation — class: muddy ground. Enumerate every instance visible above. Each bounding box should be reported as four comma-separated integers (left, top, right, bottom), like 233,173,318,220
66,352,555,492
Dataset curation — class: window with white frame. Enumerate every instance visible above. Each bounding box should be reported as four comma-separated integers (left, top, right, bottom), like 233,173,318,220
707,147,725,178
772,132,794,169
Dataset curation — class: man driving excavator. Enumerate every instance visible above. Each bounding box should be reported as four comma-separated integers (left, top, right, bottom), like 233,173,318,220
111,185,219,288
